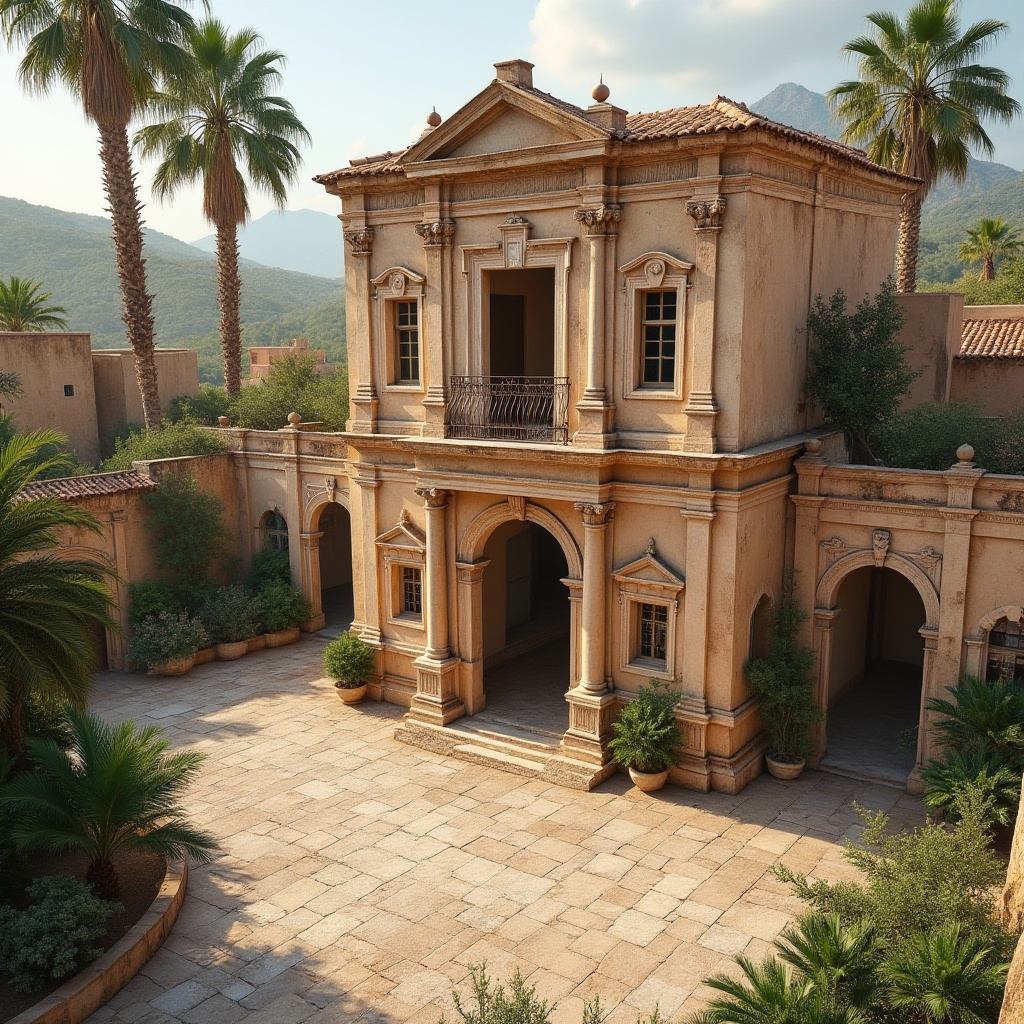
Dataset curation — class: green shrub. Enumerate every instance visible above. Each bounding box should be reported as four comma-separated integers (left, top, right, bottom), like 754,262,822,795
128,612,208,667
745,570,821,762
198,585,261,644
444,963,555,1024
101,419,229,471
876,401,994,471
168,384,230,426
0,875,120,993
229,355,348,432
259,580,310,633
607,680,681,773
99,421,142,461
22,694,73,750
246,546,291,592
127,579,181,626
323,631,375,687
921,752,1021,826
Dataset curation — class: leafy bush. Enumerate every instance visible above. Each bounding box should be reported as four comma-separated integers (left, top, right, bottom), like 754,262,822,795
198,585,262,644
607,680,681,773
168,384,231,426
921,751,1021,826
0,875,120,993
22,693,73,750
259,580,310,633
128,611,208,667
246,545,291,592
101,419,229,471
127,579,181,626
745,570,821,762
229,355,348,432
99,421,142,461
323,631,375,687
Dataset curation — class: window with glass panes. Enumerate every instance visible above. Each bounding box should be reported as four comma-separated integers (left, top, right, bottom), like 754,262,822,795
986,618,1024,681
263,511,289,552
641,290,677,387
638,602,668,661
401,566,422,616
395,301,419,383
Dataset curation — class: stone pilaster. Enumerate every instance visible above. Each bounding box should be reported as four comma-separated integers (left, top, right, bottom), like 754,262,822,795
679,481,716,704
416,218,455,437
299,530,325,631
350,462,381,644
344,227,377,432
909,626,940,793
683,196,725,453
809,608,839,765
455,559,490,714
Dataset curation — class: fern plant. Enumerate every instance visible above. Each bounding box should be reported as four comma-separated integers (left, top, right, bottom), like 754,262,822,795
607,680,681,774
921,749,1021,826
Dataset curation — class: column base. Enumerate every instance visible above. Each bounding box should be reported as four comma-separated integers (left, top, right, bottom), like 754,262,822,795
682,394,719,453
301,613,326,632
560,686,616,767
421,390,446,438
573,400,616,449
409,656,465,725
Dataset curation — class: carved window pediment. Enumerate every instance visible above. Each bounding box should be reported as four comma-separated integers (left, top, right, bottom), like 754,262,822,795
619,251,694,282
612,549,686,598
371,267,426,295
375,516,426,558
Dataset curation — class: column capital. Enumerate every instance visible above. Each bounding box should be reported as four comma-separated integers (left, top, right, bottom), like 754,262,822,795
685,196,726,231
574,500,615,526
574,205,621,235
415,486,450,509
343,227,374,256
416,218,455,247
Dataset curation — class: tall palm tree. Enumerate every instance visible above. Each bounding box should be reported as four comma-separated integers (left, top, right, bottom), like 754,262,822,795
828,0,1019,293
0,431,115,760
0,0,199,428
135,19,309,396
0,277,69,331
1,708,218,898
959,218,1022,281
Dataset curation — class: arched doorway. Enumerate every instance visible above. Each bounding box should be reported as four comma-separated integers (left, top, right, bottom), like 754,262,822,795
317,502,353,632
476,520,571,736
821,565,926,785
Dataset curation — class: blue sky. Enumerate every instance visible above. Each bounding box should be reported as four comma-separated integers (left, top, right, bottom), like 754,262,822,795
1,0,1021,243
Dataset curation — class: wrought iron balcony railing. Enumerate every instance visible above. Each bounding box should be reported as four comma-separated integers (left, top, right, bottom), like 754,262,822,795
445,375,570,444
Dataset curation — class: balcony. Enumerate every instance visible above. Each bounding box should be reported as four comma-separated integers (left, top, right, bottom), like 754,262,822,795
445,376,570,444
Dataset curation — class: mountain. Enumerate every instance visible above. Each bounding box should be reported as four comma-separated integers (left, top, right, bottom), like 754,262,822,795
192,208,343,279
0,195,340,349
752,83,838,140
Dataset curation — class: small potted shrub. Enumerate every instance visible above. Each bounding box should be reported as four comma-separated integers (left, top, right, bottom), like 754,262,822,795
745,571,822,779
198,585,262,661
607,680,682,792
323,631,376,704
128,611,207,676
260,580,312,647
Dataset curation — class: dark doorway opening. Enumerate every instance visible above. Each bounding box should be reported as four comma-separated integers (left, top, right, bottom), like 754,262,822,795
486,268,555,377
318,503,354,634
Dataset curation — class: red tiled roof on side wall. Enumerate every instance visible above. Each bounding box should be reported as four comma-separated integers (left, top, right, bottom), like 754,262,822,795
959,317,1024,359
17,470,158,502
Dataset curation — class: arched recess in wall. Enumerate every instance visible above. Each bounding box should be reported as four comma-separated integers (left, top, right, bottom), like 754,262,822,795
973,605,1024,682
458,500,582,579
260,509,290,552
748,589,773,662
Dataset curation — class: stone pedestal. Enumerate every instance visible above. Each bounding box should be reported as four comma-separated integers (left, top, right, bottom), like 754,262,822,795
561,685,616,770
410,656,464,725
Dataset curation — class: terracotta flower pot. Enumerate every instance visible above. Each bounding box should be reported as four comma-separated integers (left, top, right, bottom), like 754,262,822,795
336,682,368,705
766,754,806,780
216,640,249,661
150,654,195,677
265,627,301,648
246,634,267,652
193,647,216,665
628,767,669,793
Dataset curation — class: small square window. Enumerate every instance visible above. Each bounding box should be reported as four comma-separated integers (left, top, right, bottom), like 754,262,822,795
63,384,75,397
401,566,422,616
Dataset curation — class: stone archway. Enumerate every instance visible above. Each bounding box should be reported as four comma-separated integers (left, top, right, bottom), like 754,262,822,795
967,605,1024,682
300,489,351,632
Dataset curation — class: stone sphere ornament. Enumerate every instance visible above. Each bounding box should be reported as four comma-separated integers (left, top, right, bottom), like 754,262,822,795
957,443,975,463
592,76,610,103
427,107,442,128
287,412,302,426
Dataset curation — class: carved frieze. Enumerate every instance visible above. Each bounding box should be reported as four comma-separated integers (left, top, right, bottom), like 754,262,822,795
574,205,621,235
366,188,424,211
451,170,584,203
685,196,726,230
343,227,374,255
415,218,455,247
618,159,698,186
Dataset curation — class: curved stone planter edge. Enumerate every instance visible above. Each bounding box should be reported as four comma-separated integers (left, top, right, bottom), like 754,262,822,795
9,859,188,1024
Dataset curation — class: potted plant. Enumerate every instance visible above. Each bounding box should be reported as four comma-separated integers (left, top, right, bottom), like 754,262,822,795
128,611,208,676
198,585,262,661
745,570,822,779
259,580,311,647
607,680,682,792
323,631,376,704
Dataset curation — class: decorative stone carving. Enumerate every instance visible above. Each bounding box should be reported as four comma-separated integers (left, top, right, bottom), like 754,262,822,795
415,218,455,247
821,537,847,567
645,537,656,557
872,529,891,567
343,227,374,255
574,205,622,235
415,486,450,509
508,495,526,521
399,508,411,525
325,477,337,503
574,501,615,526
388,272,406,295
498,214,531,269
685,196,726,230
910,545,943,584
644,259,666,289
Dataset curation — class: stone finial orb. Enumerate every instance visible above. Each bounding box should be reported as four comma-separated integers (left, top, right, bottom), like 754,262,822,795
957,443,975,463
217,416,230,427
804,438,823,455
426,107,442,128
592,76,610,103
287,412,302,426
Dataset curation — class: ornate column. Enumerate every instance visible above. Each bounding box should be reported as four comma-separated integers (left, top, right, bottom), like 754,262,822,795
299,530,325,631
410,487,464,725
910,626,940,794
455,559,490,715
415,218,455,437
573,206,620,448
683,196,725,453
809,608,839,766
679,477,716,704
344,227,377,432
349,462,380,643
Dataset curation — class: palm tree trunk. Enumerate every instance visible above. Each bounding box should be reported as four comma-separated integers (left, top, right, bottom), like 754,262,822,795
86,857,120,901
97,120,162,428
1001,930,1024,1024
896,191,922,293
982,254,995,281
216,220,243,397
1000,784,1024,931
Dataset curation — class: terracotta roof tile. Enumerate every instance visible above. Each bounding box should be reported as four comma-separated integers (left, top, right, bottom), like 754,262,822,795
18,470,158,502
959,317,1024,359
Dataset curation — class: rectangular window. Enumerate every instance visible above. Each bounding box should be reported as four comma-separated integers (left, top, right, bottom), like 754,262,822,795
640,290,677,387
63,384,75,397
395,301,419,384
401,566,422,616
638,603,668,662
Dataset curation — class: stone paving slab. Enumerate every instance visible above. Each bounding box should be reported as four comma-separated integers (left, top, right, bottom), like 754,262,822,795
83,638,924,1024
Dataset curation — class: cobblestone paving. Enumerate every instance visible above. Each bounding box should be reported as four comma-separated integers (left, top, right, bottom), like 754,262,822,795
84,638,924,1024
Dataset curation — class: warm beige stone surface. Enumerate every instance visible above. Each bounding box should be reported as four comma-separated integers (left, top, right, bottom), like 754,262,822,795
82,639,923,1023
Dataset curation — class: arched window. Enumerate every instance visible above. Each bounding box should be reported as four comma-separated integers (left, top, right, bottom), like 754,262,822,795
986,616,1024,681
750,594,772,661
262,511,289,552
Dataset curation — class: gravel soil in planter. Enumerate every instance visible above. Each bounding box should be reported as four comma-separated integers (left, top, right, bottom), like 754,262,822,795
0,850,165,1024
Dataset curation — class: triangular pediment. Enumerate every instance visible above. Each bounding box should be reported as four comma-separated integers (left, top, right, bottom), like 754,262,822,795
403,82,608,166
613,544,685,596
375,515,425,552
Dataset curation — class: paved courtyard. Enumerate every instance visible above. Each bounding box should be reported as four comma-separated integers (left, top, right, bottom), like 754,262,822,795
85,637,924,1024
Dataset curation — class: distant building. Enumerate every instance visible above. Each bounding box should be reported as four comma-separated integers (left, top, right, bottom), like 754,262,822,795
248,337,328,384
